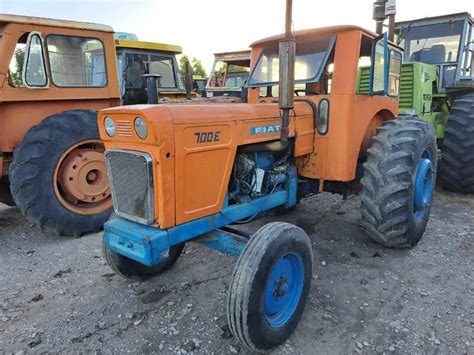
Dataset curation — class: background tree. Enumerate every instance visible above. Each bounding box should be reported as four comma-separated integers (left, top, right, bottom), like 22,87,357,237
178,55,190,82
10,49,25,87
191,58,207,78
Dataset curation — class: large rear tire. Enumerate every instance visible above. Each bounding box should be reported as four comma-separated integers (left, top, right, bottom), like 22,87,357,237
360,118,437,248
10,110,112,236
440,92,474,193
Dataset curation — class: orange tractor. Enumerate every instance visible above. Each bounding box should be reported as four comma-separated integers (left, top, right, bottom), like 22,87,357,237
0,14,185,236
99,3,437,352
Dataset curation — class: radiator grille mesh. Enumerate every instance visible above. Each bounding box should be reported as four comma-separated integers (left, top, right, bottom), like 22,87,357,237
105,150,154,224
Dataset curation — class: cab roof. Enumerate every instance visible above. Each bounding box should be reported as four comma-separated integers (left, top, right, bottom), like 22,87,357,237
0,13,113,32
214,50,251,61
115,39,182,54
395,12,473,27
250,25,379,48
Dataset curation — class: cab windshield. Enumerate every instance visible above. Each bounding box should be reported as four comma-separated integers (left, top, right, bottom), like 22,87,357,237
398,21,464,64
247,36,335,87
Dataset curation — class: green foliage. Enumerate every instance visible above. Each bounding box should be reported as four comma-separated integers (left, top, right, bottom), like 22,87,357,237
178,55,207,81
191,58,207,77
178,54,190,81
10,50,25,87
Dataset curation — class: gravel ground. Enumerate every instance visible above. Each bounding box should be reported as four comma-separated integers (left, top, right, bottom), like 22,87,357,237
0,188,473,354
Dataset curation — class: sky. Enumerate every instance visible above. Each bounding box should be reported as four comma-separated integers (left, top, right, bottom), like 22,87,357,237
1,0,472,71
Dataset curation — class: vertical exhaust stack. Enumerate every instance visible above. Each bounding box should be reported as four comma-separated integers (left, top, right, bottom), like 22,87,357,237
143,74,162,104
279,0,296,145
184,60,193,100
373,0,396,41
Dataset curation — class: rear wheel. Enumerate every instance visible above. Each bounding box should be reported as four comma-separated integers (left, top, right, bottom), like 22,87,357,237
360,118,437,248
440,92,474,193
227,222,312,352
10,110,112,236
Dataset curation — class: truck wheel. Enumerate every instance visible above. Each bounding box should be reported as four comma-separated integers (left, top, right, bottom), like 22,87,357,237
102,214,185,278
440,92,474,193
9,110,112,236
360,118,437,248
0,182,15,206
227,222,312,352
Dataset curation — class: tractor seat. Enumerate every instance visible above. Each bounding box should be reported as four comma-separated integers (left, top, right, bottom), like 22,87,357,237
420,45,446,65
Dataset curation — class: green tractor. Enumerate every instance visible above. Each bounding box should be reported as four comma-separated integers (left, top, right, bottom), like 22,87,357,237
395,13,474,193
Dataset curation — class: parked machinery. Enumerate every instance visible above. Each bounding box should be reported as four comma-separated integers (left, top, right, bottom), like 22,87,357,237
203,50,251,100
99,7,437,350
0,14,185,236
395,13,474,193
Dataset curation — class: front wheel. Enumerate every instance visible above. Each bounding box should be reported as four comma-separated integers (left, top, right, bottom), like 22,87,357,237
360,118,437,248
10,110,112,236
227,222,313,352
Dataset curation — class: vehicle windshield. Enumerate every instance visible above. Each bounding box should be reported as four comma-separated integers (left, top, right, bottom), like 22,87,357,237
247,36,335,87
122,51,177,89
207,61,250,88
398,20,464,64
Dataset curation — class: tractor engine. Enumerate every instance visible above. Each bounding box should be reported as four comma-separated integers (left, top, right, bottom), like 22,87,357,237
229,151,291,205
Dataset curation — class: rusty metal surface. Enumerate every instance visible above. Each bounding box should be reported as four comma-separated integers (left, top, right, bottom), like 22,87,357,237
54,140,112,215
213,50,251,63
0,13,113,32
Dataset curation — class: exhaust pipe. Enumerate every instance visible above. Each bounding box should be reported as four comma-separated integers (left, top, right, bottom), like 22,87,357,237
142,74,161,104
184,60,193,100
278,0,296,146
373,0,396,41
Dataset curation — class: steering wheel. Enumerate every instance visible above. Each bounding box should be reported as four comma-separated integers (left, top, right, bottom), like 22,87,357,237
294,89,319,96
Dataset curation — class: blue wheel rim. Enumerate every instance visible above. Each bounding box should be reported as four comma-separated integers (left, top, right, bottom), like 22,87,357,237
413,150,433,221
264,252,304,328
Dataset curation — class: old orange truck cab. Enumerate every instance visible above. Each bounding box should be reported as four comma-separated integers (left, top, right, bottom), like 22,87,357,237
0,14,186,236
99,26,436,351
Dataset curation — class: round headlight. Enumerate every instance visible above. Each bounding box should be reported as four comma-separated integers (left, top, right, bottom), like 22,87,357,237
134,117,148,139
317,99,330,135
104,116,115,137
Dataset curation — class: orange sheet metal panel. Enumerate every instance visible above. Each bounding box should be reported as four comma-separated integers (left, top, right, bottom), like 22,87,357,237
99,103,314,228
297,94,398,181
174,122,237,224
99,106,176,229
0,99,119,152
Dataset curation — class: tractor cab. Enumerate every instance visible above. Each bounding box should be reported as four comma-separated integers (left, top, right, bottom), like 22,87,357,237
203,50,251,100
115,38,185,104
395,12,474,92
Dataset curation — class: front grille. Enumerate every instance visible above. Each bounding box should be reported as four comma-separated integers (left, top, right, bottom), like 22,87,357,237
105,150,154,224
399,63,414,109
116,120,133,137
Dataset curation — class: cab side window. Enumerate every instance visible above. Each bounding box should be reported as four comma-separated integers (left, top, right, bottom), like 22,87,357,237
388,50,402,96
8,34,28,88
24,33,48,87
372,37,386,93
46,35,106,87
8,32,48,88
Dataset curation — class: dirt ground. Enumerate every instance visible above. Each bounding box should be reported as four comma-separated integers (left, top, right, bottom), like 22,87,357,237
0,188,472,355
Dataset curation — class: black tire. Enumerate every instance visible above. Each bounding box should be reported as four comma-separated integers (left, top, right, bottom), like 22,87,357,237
440,92,474,193
227,222,312,352
0,181,15,206
9,110,112,236
360,118,437,248
102,215,184,278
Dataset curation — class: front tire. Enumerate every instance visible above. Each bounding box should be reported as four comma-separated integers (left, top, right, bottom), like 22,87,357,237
360,118,437,248
440,92,474,193
102,214,184,278
227,222,312,352
10,110,112,236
